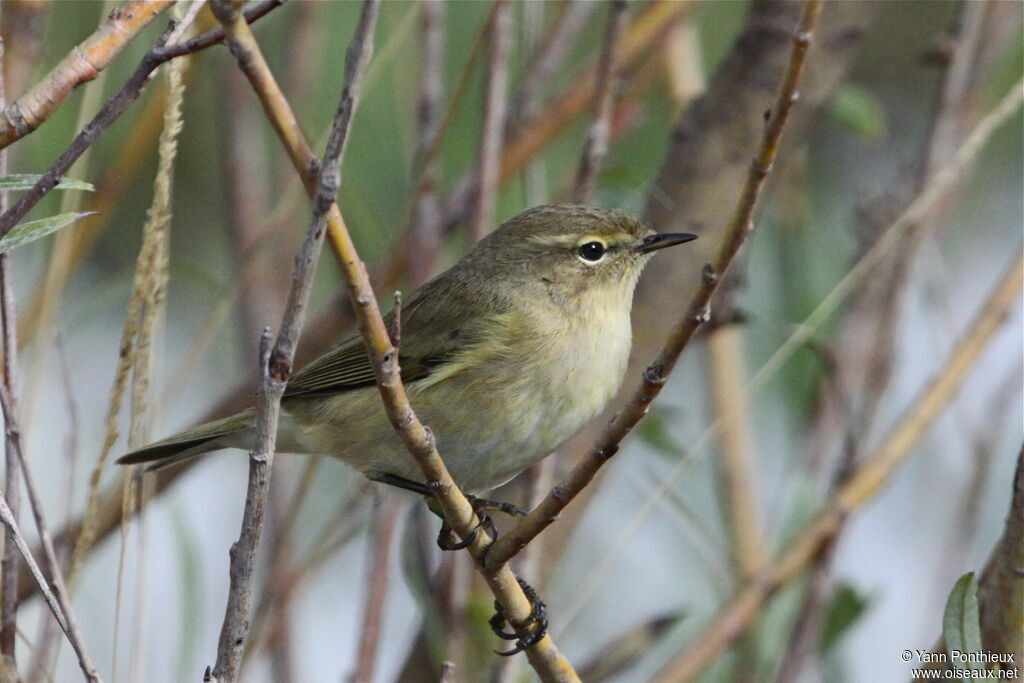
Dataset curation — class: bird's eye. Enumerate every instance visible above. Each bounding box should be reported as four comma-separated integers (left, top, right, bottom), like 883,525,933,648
576,241,606,263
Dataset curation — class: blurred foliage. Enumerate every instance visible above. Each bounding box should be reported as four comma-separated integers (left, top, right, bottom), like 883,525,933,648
942,572,985,675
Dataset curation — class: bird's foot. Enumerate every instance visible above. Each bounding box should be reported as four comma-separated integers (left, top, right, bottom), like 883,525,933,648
466,494,529,518
490,576,548,656
434,492,525,551
435,512,497,551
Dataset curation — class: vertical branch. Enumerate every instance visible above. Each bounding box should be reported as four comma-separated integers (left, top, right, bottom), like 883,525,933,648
485,0,826,570
0,25,19,677
468,0,511,243
0,383,102,683
572,0,627,204
207,1,380,680
349,493,400,683
707,322,766,578
406,0,445,288
508,0,598,131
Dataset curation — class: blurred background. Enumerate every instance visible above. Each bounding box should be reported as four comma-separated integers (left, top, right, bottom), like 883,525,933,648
0,0,1021,681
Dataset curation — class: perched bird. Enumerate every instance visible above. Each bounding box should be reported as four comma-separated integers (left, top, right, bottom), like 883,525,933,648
118,204,696,494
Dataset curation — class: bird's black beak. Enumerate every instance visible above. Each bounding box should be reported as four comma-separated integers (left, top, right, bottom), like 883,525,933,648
635,232,698,254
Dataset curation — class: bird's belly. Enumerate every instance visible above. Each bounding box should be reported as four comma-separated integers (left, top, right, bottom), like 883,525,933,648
283,316,630,493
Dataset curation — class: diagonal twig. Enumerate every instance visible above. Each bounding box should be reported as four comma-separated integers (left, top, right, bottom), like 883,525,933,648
0,0,284,243
485,0,825,570
572,0,628,204
0,0,176,150
468,0,512,243
0,381,101,682
207,0,380,679
654,251,1022,683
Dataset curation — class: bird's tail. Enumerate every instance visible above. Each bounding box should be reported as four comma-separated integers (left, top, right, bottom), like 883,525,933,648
116,409,256,472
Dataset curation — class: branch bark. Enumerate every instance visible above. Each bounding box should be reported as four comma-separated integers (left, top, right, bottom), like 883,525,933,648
653,252,1022,683
0,0,175,150
485,0,825,570
207,0,380,680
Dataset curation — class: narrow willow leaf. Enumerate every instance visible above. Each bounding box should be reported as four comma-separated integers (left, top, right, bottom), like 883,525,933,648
0,212,97,253
942,572,985,674
0,174,94,192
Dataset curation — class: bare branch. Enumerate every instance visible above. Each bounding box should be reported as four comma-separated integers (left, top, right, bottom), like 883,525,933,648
572,0,628,204
208,0,380,679
0,0,285,242
349,496,400,683
0,383,101,682
653,252,1022,683
0,0,175,150
468,0,512,243
0,36,18,674
508,0,598,131
485,0,825,570
406,0,445,287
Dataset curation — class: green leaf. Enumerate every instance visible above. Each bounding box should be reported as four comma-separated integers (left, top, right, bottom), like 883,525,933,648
942,572,985,674
830,84,887,140
820,583,870,653
0,212,96,253
0,174,94,192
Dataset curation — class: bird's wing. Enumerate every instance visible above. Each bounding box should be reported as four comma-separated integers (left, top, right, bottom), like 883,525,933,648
283,283,490,398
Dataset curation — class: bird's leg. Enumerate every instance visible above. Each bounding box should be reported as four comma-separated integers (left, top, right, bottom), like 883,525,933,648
489,576,548,656
366,471,435,497
465,495,529,518
369,472,548,651
367,473,526,549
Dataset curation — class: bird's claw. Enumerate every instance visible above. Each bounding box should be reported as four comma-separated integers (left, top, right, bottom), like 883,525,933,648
490,576,548,656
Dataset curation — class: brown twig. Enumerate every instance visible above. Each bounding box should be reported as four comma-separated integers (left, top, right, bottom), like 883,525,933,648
557,71,1024,628
572,0,628,204
0,382,101,682
484,0,825,571
207,1,379,679
208,0,576,676
653,252,1022,683
468,0,511,243
0,36,18,675
443,0,694,229
507,0,598,131
405,0,445,288
0,0,175,150
707,325,766,579
349,495,400,683
0,0,284,242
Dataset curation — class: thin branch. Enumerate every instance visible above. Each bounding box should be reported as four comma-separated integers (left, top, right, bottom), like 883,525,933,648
406,0,445,288
446,0,694,227
653,252,1022,683
555,71,1024,632
208,0,380,679
0,0,285,242
349,495,400,683
0,383,101,682
0,0,176,150
209,0,576,676
572,0,628,204
68,0,213,592
485,0,825,570
468,0,512,243
0,32,18,676
507,0,598,131
707,325,766,578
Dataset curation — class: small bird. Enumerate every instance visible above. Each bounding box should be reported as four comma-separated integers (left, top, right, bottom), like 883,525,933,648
118,204,696,494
